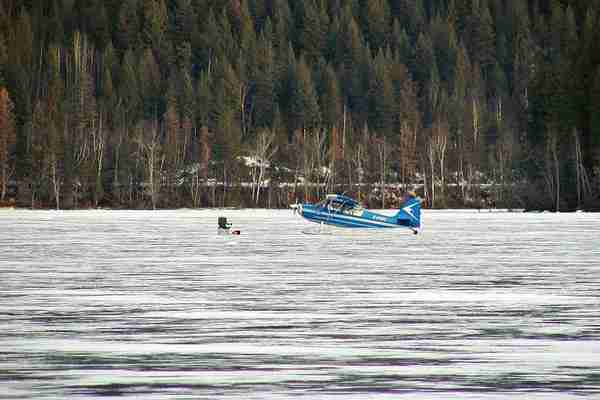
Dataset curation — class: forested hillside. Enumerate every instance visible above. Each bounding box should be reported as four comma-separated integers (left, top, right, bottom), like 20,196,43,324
1,0,599,210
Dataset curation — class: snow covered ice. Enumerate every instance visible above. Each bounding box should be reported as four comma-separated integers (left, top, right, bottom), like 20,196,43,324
1,209,600,399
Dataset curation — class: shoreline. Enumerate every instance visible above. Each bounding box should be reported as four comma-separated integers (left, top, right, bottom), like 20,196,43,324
4,206,598,213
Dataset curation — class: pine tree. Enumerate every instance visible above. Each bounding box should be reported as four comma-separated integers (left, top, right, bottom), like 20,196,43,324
138,48,162,119
368,50,394,138
13,7,33,71
451,42,471,199
196,69,212,129
115,0,140,52
0,32,7,86
211,58,242,171
590,66,600,167
415,32,435,89
45,45,65,209
320,63,342,129
7,7,34,190
364,0,389,51
99,45,115,103
178,68,194,121
297,0,327,63
218,9,237,65
559,5,579,131
164,86,181,201
393,23,414,71
454,0,471,37
198,10,221,72
31,99,49,206
271,0,292,61
253,32,275,129
510,5,532,145
290,55,321,132
395,64,420,188
88,2,110,49
469,0,497,76
337,11,365,116
0,87,15,201
218,58,241,126
142,0,167,51
431,15,458,85
118,49,141,118
394,0,425,40
237,0,257,69
174,0,194,67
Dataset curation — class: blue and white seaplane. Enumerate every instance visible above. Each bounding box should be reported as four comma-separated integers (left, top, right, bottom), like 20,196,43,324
290,193,422,234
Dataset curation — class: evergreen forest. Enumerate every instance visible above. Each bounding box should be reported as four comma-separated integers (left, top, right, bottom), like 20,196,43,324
1,0,600,210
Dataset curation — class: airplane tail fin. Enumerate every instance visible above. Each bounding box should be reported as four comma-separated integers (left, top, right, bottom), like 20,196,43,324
395,195,421,228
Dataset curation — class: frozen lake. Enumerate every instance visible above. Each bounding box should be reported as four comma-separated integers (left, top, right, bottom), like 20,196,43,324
1,209,600,399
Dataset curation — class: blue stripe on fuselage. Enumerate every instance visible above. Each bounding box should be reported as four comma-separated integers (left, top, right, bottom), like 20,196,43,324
301,209,398,228
303,215,375,228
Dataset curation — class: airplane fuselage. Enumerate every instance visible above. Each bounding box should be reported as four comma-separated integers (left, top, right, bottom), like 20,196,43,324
299,204,411,229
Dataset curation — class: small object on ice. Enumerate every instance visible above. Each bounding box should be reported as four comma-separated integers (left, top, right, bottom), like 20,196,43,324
218,217,240,235
218,217,231,229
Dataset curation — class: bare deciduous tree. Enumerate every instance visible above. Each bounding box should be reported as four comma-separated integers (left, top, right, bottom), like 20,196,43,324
431,119,448,207
296,128,327,202
196,126,213,207
91,112,106,207
350,125,368,202
328,125,343,194
373,135,391,209
250,128,277,205
494,123,515,207
136,119,164,209
544,129,560,212
427,134,436,208
398,120,417,191
310,128,328,200
573,128,592,209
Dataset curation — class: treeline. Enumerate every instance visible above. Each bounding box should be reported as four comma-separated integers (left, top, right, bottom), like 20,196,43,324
0,0,599,210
